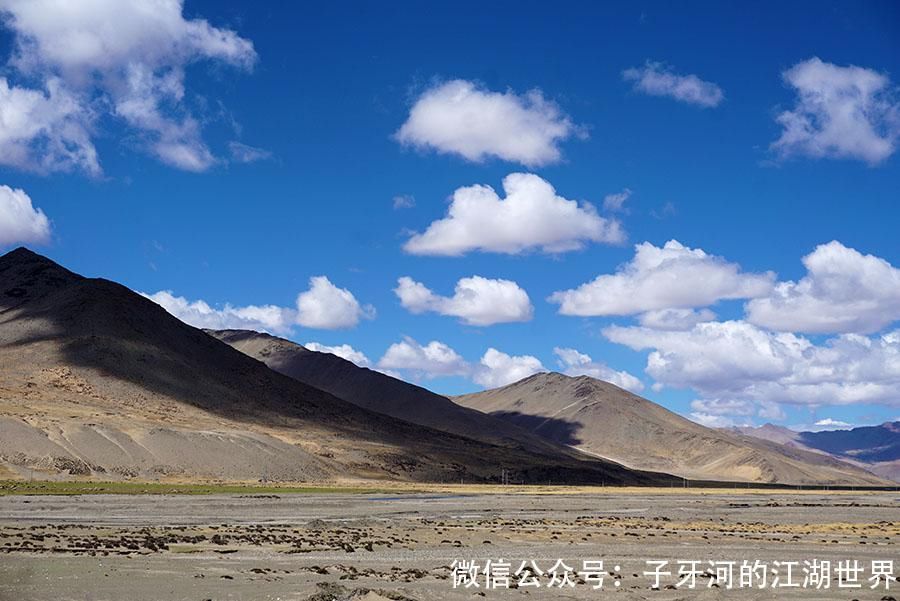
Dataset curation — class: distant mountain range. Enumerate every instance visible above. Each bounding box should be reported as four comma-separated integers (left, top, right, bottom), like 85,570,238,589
733,422,900,482
0,247,673,486
0,247,892,487
213,329,888,486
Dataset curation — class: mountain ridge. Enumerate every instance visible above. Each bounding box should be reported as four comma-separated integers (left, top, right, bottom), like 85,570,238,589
207,328,592,459
0,247,670,486
454,372,890,486
734,421,900,482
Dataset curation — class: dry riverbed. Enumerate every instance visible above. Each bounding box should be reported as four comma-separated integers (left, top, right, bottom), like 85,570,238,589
0,490,897,600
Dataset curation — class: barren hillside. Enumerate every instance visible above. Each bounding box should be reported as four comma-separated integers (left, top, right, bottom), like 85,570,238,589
455,372,889,486
0,248,669,486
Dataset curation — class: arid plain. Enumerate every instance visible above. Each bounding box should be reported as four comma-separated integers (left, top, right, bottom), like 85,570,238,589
1,488,898,601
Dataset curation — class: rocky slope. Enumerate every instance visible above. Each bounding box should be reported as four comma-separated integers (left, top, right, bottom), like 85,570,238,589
0,248,670,486
454,372,890,486
209,328,593,459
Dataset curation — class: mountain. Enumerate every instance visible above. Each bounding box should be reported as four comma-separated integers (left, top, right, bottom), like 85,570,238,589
797,421,900,462
731,423,801,447
208,329,589,458
454,372,890,486
0,247,670,486
735,422,900,483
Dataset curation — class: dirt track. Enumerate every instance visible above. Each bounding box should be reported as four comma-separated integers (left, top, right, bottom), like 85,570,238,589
1,491,898,600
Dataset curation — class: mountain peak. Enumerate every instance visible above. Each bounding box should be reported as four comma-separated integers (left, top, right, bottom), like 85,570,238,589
0,246,71,271
0,246,53,267
207,328,310,353
0,247,81,305
508,371,632,397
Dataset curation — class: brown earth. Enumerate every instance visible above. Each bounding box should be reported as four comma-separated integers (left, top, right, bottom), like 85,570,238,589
0,490,896,600
209,328,608,460
454,372,890,486
0,247,671,487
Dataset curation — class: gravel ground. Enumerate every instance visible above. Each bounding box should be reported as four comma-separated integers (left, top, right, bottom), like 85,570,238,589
0,491,897,600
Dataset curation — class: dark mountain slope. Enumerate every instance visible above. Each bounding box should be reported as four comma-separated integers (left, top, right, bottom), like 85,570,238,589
208,328,593,459
0,248,669,486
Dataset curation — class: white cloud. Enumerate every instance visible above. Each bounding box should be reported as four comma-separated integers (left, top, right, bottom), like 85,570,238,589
758,402,788,421
295,276,374,330
553,347,644,392
228,141,272,164
376,338,545,389
0,0,256,173
377,336,469,379
549,240,774,316
787,418,860,432
304,342,370,367
394,275,533,326
0,185,51,246
650,201,677,220
813,418,853,429
392,194,415,209
771,57,899,164
623,61,724,108
690,413,743,428
604,321,900,411
143,290,295,335
689,398,785,425
0,77,99,175
143,277,372,335
602,188,632,213
404,173,624,256
691,398,756,417
746,241,900,335
638,308,717,331
473,348,545,388
395,79,580,167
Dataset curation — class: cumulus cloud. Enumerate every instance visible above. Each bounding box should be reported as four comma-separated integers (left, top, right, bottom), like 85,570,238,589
377,336,469,379
0,0,256,173
552,347,644,392
0,77,99,175
404,173,624,256
690,413,744,428
771,57,900,164
143,290,294,335
604,321,900,414
746,241,900,335
144,277,372,334
305,342,370,367
395,79,580,167
550,240,774,316
0,185,51,246
689,398,785,426
394,275,533,326
637,308,717,331
376,338,544,388
691,398,757,417
472,348,545,388
295,276,375,330
623,61,724,108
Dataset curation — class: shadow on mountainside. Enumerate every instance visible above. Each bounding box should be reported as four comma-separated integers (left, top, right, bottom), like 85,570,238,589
0,248,678,486
488,411,583,447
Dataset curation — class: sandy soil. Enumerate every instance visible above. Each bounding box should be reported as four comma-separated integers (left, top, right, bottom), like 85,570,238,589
0,491,897,600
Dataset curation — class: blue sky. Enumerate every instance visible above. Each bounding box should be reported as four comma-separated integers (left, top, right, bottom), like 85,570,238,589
0,1,898,431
